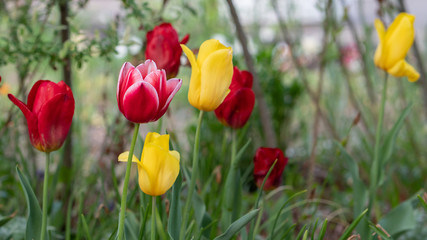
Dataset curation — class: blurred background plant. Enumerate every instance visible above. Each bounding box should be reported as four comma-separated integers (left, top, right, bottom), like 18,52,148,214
0,0,427,239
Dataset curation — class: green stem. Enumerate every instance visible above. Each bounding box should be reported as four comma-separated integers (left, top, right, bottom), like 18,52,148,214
40,152,50,240
117,123,140,240
368,73,388,218
151,196,156,240
179,110,204,240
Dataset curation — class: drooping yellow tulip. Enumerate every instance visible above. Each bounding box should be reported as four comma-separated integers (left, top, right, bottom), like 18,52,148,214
374,13,420,82
181,39,233,111
118,132,180,196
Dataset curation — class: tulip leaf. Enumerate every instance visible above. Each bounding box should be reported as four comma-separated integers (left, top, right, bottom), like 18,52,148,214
379,198,416,236
338,209,368,240
16,166,45,240
336,143,369,238
368,221,391,240
124,211,139,240
80,214,92,240
168,171,182,240
378,102,412,185
193,191,213,238
418,194,427,211
235,138,252,165
317,219,328,240
0,214,15,227
213,209,260,240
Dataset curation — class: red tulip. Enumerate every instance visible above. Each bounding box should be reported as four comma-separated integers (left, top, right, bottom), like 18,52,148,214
145,23,189,78
214,67,255,128
8,80,75,152
253,147,288,190
117,60,182,123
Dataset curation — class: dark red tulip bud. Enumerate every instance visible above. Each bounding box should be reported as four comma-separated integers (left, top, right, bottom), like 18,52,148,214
8,80,75,152
214,67,255,128
145,23,189,78
253,147,288,190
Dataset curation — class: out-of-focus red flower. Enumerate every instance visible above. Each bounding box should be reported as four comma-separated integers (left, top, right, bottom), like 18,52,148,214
8,80,75,152
145,23,189,78
253,147,288,190
214,67,255,128
117,60,182,123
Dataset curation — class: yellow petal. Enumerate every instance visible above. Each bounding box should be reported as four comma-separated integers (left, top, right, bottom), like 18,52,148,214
138,143,180,196
118,151,140,163
197,39,229,67
144,132,169,150
374,19,386,43
199,48,233,111
374,19,386,69
383,13,415,68
181,44,202,109
388,60,420,82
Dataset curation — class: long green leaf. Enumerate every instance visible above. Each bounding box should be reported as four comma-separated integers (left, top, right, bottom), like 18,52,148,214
338,209,368,240
368,221,391,240
417,194,427,211
0,214,15,227
16,166,45,240
168,171,182,240
378,103,412,185
379,200,416,236
336,143,368,238
80,214,92,240
214,209,260,240
317,219,328,240
235,138,252,165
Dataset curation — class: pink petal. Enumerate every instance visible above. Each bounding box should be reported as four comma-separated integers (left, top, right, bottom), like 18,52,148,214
155,78,182,120
136,60,157,79
122,81,160,123
119,67,143,114
144,70,167,105
117,62,134,112
37,93,75,152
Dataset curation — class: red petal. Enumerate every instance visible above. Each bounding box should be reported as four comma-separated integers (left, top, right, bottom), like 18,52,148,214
117,62,135,112
215,88,255,129
122,81,159,123
8,94,33,121
136,60,157,79
155,78,182,120
143,70,166,106
180,34,190,44
37,93,75,152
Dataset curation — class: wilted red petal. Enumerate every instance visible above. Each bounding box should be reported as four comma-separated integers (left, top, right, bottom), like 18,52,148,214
37,93,75,152
122,81,160,123
156,78,182,120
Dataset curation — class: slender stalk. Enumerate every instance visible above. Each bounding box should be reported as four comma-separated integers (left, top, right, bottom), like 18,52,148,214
40,152,50,240
179,110,204,240
368,73,388,217
117,123,140,240
151,196,156,240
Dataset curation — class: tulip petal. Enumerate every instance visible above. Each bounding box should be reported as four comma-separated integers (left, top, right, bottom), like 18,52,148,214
180,34,190,45
181,44,202,108
215,88,255,128
117,62,134,112
143,132,169,152
388,60,420,82
384,13,415,68
118,151,140,163
122,81,159,123
196,39,229,67
156,78,182,119
28,80,64,115
138,143,180,196
37,93,74,152
144,70,167,107
199,48,233,111
8,94,34,121
136,60,158,79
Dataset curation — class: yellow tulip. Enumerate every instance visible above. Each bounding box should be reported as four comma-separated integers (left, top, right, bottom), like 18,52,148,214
374,13,420,82
118,132,180,196
181,39,233,111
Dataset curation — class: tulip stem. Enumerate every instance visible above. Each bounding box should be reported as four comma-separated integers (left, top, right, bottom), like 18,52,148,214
368,73,388,219
40,152,50,240
151,196,156,240
117,123,140,240
179,110,204,240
